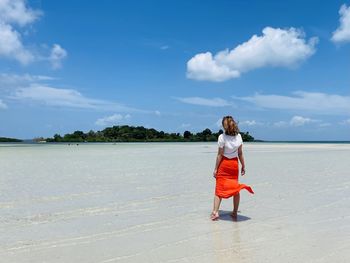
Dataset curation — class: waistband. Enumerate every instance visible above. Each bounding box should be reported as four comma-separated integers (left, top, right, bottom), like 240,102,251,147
222,156,238,160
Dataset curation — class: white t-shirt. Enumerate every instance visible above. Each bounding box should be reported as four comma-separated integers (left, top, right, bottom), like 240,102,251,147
217,133,243,158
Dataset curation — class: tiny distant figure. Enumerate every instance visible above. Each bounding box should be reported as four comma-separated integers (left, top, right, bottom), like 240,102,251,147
211,116,254,221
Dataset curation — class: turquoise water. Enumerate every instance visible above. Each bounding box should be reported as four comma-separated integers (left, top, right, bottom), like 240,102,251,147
0,142,349,262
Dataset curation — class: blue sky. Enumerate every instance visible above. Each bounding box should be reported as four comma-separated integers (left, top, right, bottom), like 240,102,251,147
0,0,350,140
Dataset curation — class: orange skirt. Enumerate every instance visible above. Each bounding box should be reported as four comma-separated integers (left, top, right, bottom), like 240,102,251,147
215,156,254,198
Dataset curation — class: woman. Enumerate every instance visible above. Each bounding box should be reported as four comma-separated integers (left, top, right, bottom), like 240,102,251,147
211,116,254,221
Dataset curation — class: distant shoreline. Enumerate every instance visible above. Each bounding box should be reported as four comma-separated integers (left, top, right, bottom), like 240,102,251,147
1,140,350,144
253,140,350,144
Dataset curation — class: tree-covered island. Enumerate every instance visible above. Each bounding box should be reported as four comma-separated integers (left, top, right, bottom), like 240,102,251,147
43,125,256,142
0,137,23,142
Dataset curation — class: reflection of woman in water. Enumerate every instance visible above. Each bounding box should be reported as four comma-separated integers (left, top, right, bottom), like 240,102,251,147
211,116,254,221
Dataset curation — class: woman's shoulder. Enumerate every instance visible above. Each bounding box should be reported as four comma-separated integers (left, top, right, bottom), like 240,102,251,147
220,132,241,139
222,132,238,137
228,133,242,140
237,133,243,143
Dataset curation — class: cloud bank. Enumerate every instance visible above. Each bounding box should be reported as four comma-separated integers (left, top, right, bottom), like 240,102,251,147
0,73,147,113
233,91,350,115
95,114,131,126
174,96,232,107
332,4,350,43
0,0,67,67
0,98,7,109
187,27,318,82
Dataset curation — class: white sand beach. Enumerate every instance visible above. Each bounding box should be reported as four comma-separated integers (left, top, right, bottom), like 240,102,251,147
0,142,349,262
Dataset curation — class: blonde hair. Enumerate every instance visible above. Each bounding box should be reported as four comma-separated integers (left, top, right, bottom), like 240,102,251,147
222,116,239,136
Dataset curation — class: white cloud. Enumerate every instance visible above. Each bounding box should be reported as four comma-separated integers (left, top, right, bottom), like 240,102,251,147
332,4,350,43
233,91,350,115
0,73,54,91
273,121,288,128
271,115,324,128
0,0,41,26
10,84,143,112
1,73,151,113
187,52,240,82
272,116,318,128
0,0,40,64
49,44,67,69
0,22,34,64
187,27,318,82
174,96,232,107
0,99,7,109
12,84,107,109
180,123,191,129
0,0,66,67
155,110,161,116
340,118,350,125
95,113,131,126
239,120,262,126
289,116,313,126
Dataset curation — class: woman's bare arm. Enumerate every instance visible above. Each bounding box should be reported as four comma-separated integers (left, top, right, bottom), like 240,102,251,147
213,147,224,177
238,144,245,176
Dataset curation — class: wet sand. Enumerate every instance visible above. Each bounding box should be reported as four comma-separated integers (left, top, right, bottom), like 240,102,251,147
0,142,349,262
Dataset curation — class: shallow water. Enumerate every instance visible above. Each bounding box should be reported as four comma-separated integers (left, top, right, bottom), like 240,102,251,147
0,142,349,262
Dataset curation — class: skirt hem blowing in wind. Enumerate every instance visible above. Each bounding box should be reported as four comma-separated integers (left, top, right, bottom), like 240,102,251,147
215,156,254,199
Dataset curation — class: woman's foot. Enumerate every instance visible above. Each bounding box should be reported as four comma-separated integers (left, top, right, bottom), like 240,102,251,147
231,211,238,221
210,211,219,221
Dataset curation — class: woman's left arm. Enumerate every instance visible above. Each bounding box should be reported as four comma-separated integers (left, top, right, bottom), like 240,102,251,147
238,144,245,176
213,147,224,178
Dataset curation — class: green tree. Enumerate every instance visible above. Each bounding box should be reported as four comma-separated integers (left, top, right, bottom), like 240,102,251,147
183,130,192,139
53,134,62,142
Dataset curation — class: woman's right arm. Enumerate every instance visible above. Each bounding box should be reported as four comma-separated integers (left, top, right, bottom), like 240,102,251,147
238,144,245,176
213,147,224,178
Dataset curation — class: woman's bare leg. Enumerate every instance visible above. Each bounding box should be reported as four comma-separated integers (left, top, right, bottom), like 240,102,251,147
213,195,222,212
211,195,222,220
232,193,240,220
233,192,240,212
